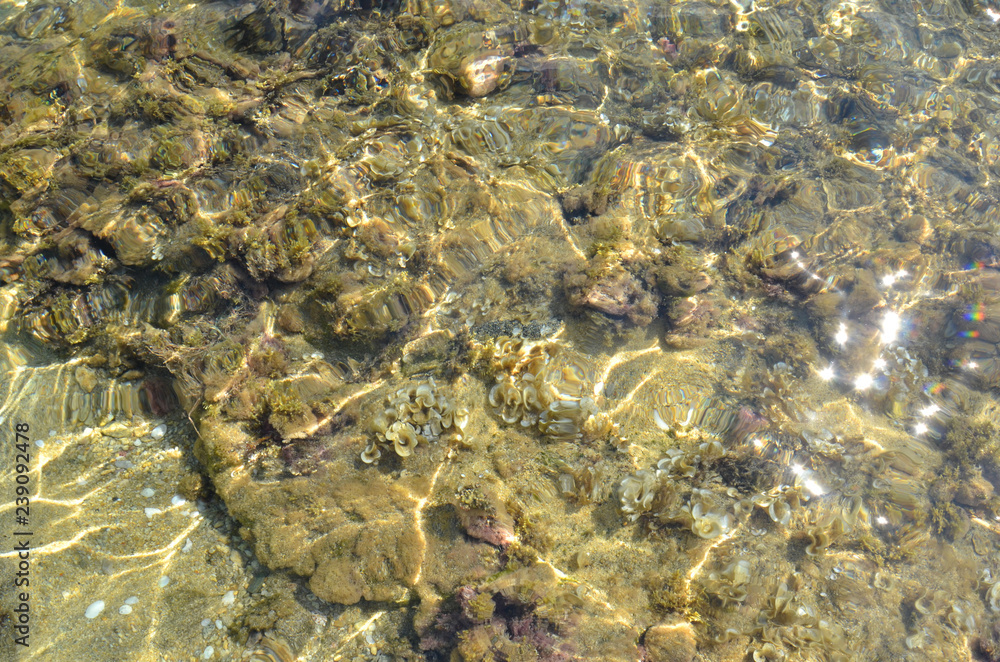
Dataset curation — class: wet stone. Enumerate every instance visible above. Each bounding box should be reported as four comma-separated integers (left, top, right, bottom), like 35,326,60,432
644,620,697,662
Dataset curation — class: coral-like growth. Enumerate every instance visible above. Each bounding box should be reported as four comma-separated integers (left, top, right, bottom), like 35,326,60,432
746,485,804,527
484,337,600,440
362,377,469,463
758,362,807,423
619,458,735,539
556,463,607,505
419,565,578,661
702,559,751,607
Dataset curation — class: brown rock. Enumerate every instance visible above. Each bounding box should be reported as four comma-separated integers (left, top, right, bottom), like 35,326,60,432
276,305,304,333
644,619,697,662
177,473,204,501
457,52,512,97
955,472,995,507
75,365,99,393
845,269,882,314
576,265,658,325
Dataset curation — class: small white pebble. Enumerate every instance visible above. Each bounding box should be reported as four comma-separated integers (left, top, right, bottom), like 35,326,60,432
215,619,223,630
202,645,214,660
140,488,155,498
144,508,162,518
222,590,235,606
171,495,186,507
182,538,193,553
158,576,170,588
119,605,133,615
48,429,56,437
150,424,167,440
85,601,105,619
82,426,93,435
133,439,142,447
201,618,212,627
34,439,44,448
125,596,139,605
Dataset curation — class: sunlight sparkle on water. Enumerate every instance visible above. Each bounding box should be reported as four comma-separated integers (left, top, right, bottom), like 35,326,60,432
835,323,848,346
854,374,874,390
881,269,909,288
804,478,825,496
881,310,901,343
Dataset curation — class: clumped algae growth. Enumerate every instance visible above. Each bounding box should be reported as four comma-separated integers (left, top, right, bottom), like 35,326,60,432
7,0,1000,658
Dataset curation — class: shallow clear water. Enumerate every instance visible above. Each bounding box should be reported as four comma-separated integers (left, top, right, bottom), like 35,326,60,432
3,0,1000,660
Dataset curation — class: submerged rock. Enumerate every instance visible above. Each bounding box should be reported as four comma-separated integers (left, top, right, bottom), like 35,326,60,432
644,619,697,662
6,0,1000,659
